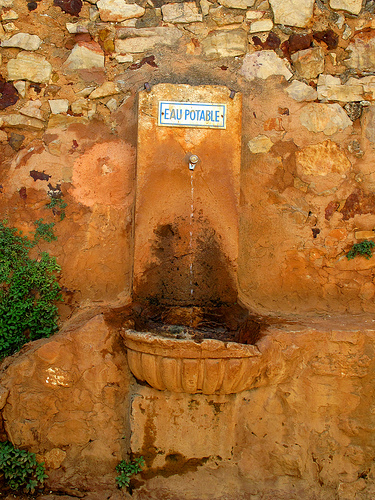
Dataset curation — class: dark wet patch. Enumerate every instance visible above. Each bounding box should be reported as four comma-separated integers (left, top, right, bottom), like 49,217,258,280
134,217,237,307
122,302,266,345
140,452,209,480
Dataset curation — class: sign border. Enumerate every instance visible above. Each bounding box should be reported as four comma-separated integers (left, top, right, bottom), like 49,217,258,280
158,101,227,129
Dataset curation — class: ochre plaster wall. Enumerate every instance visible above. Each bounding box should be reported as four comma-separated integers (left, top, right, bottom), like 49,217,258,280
1,0,375,497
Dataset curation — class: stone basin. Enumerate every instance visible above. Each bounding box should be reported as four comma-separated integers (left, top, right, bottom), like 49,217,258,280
121,329,262,394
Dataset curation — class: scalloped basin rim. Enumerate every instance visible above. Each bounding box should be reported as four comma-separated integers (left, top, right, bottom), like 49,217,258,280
121,329,261,359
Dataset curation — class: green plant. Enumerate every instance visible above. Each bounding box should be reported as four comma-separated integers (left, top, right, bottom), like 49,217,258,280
346,240,375,260
116,456,145,489
0,441,48,493
0,220,62,359
46,197,67,221
33,219,57,243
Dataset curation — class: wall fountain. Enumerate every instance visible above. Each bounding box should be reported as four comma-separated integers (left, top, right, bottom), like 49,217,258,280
121,83,265,395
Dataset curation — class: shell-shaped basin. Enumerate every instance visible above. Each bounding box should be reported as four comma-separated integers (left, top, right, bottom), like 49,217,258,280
121,329,262,395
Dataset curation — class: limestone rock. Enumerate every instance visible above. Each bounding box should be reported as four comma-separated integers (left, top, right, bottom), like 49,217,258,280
13,80,26,97
248,135,273,153
249,19,273,32
210,6,244,25
89,82,119,99
291,47,324,80
299,103,352,135
269,0,314,27
218,0,255,7
106,98,118,111
246,10,264,19
161,2,202,23
97,0,145,22
286,80,317,101
3,22,17,33
7,52,52,83
64,42,105,70
19,99,43,120
115,27,182,53
296,140,351,193
200,0,211,15
0,0,13,7
330,0,362,15
202,29,247,58
49,99,69,114
317,74,364,102
1,10,18,20
115,36,165,53
1,33,41,50
346,31,375,72
66,21,90,33
363,105,375,143
114,53,133,63
240,50,293,81
0,113,45,129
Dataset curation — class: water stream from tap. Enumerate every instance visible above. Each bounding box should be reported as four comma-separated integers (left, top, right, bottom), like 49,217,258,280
189,170,194,308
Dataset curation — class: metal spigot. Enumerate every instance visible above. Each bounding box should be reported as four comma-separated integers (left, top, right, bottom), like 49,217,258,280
189,154,199,170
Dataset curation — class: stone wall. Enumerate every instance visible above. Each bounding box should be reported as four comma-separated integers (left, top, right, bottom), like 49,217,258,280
1,0,375,315
2,313,375,499
2,0,375,497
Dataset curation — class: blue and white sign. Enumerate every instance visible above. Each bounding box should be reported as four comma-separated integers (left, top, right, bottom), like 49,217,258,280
158,101,226,129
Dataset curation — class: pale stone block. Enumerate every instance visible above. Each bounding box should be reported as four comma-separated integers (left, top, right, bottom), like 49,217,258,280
218,0,255,7
3,22,17,32
7,52,52,83
97,0,145,21
114,53,133,63
317,74,364,102
161,2,202,23
286,80,318,101
330,0,362,14
245,10,264,19
89,81,119,99
0,114,45,129
249,19,273,32
2,33,41,51
49,99,69,114
299,103,352,136
19,99,43,120
66,21,89,33
200,0,211,15
13,80,26,97
1,9,18,20
115,27,182,53
240,50,293,81
106,97,118,112
202,29,248,58
345,31,375,71
269,0,314,27
115,36,164,53
64,43,104,70
291,46,324,80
